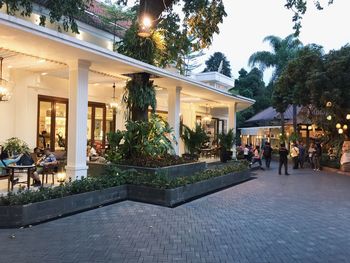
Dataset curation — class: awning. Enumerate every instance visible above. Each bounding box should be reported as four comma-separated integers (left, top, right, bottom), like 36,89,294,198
239,126,281,136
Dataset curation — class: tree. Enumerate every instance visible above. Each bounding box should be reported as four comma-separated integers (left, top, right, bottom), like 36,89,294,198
0,0,93,33
203,52,232,77
275,44,350,140
249,34,303,136
285,0,334,35
115,0,227,121
231,68,270,128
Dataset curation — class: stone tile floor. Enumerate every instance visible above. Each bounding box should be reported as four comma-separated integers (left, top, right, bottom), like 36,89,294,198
1,162,350,263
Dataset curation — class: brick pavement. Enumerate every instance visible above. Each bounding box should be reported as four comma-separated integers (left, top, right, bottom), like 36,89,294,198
1,162,350,263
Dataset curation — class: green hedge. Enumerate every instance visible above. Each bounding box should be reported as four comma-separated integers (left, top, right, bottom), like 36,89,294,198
0,161,248,206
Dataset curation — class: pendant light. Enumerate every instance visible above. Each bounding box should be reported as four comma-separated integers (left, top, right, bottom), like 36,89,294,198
202,104,212,123
138,0,152,37
108,83,119,111
0,57,12,102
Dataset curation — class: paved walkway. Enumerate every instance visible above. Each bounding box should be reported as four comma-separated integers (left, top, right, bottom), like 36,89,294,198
1,162,350,263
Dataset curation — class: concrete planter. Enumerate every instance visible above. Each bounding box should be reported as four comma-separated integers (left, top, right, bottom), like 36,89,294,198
88,162,207,179
0,170,250,227
0,186,127,228
128,170,251,207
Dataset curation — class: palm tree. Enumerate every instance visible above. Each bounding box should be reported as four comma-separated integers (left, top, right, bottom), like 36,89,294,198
249,34,302,137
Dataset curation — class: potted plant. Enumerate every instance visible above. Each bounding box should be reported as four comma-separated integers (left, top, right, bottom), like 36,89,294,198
2,137,30,156
218,129,235,163
181,124,208,161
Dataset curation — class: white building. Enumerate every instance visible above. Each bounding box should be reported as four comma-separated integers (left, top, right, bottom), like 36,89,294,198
0,4,254,180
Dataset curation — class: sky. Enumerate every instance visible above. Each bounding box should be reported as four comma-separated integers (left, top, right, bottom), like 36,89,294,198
197,0,350,83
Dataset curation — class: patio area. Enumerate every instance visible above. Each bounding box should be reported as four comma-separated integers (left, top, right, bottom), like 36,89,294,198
1,163,350,262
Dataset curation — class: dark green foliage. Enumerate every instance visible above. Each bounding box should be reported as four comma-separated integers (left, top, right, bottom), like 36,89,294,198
105,114,177,164
218,129,235,150
0,169,128,206
116,161,248,189
275,44,350,139
285,0,334,35
249,35,303,81
181,124,208,155
116,0,226,71
118,154,191,168
203,52,232,77
0,161,248,206
231,68,271,128
123,73,156,121
0,0,93,33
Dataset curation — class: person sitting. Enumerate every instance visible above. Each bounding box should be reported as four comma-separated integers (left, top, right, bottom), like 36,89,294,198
0,151,24,185
249,145,264,170
32,148,58,186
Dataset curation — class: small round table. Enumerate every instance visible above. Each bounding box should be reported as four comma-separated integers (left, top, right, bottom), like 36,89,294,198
7,164,36,190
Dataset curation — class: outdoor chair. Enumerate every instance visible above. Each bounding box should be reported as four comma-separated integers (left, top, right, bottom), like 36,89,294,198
41,162,59,185
0,168,12,192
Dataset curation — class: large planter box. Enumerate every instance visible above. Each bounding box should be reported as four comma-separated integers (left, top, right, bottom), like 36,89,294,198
0,186,127,228
88,162,207,179
0,170,250,227
128,170,251,207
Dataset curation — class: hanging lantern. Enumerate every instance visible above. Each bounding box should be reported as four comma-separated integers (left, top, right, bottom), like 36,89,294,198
346,114,350,120
202,104,212,123
343,124,348,130
326,115,332,121
108,83,119,111
338,128,344,134
326,101,332,107
0,57,13,102
336,123,342,129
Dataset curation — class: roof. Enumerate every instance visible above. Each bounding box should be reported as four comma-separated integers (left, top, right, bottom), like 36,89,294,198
33,0,131,38
246,105,302,123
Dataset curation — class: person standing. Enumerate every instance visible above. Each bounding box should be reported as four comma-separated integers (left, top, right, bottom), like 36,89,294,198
262,142,272,168
308,143,316,169
243,144,250,161
291,143,300,169
278,143,290,175
314,142,322,171
298,142,305,168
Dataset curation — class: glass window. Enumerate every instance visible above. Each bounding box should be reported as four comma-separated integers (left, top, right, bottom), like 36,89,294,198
54,103,67,151
38,101,52,149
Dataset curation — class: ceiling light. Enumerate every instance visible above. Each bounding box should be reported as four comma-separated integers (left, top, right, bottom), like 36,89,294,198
38,59,46,63
41,72,48,76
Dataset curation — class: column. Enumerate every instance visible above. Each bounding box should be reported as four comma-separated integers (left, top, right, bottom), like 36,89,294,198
66,60,91,180
168,86,181,155
228,102,237,158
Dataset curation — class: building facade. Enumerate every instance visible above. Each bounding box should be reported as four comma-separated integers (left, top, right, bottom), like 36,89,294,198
0,5,254,179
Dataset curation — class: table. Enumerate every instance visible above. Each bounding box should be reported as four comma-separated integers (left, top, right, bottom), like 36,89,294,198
7,164,36,190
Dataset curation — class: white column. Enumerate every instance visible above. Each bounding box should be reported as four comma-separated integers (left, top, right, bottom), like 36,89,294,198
66,60,90,180
168,86,181,155
228,102,237,158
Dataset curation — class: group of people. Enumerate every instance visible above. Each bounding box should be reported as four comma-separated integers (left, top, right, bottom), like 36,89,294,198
0,147,58,187
243,141,323,175
244,142,273,170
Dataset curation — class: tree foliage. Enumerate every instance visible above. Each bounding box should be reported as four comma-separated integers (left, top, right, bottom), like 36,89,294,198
231,67,271,128
249,34,303,82
285,0,334,35
203,52,232,77
275,44,350,138
0,0,93,33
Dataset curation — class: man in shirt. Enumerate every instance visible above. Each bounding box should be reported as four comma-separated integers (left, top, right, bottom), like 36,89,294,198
262,142,272,168
32,148,58,186
279,143,290,175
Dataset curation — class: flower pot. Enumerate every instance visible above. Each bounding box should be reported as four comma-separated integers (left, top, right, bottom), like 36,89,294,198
227,150,233,160
220,149,228,163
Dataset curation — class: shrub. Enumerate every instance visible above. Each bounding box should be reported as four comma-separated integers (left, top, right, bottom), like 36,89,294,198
181,124,208,155
0,161,249,206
